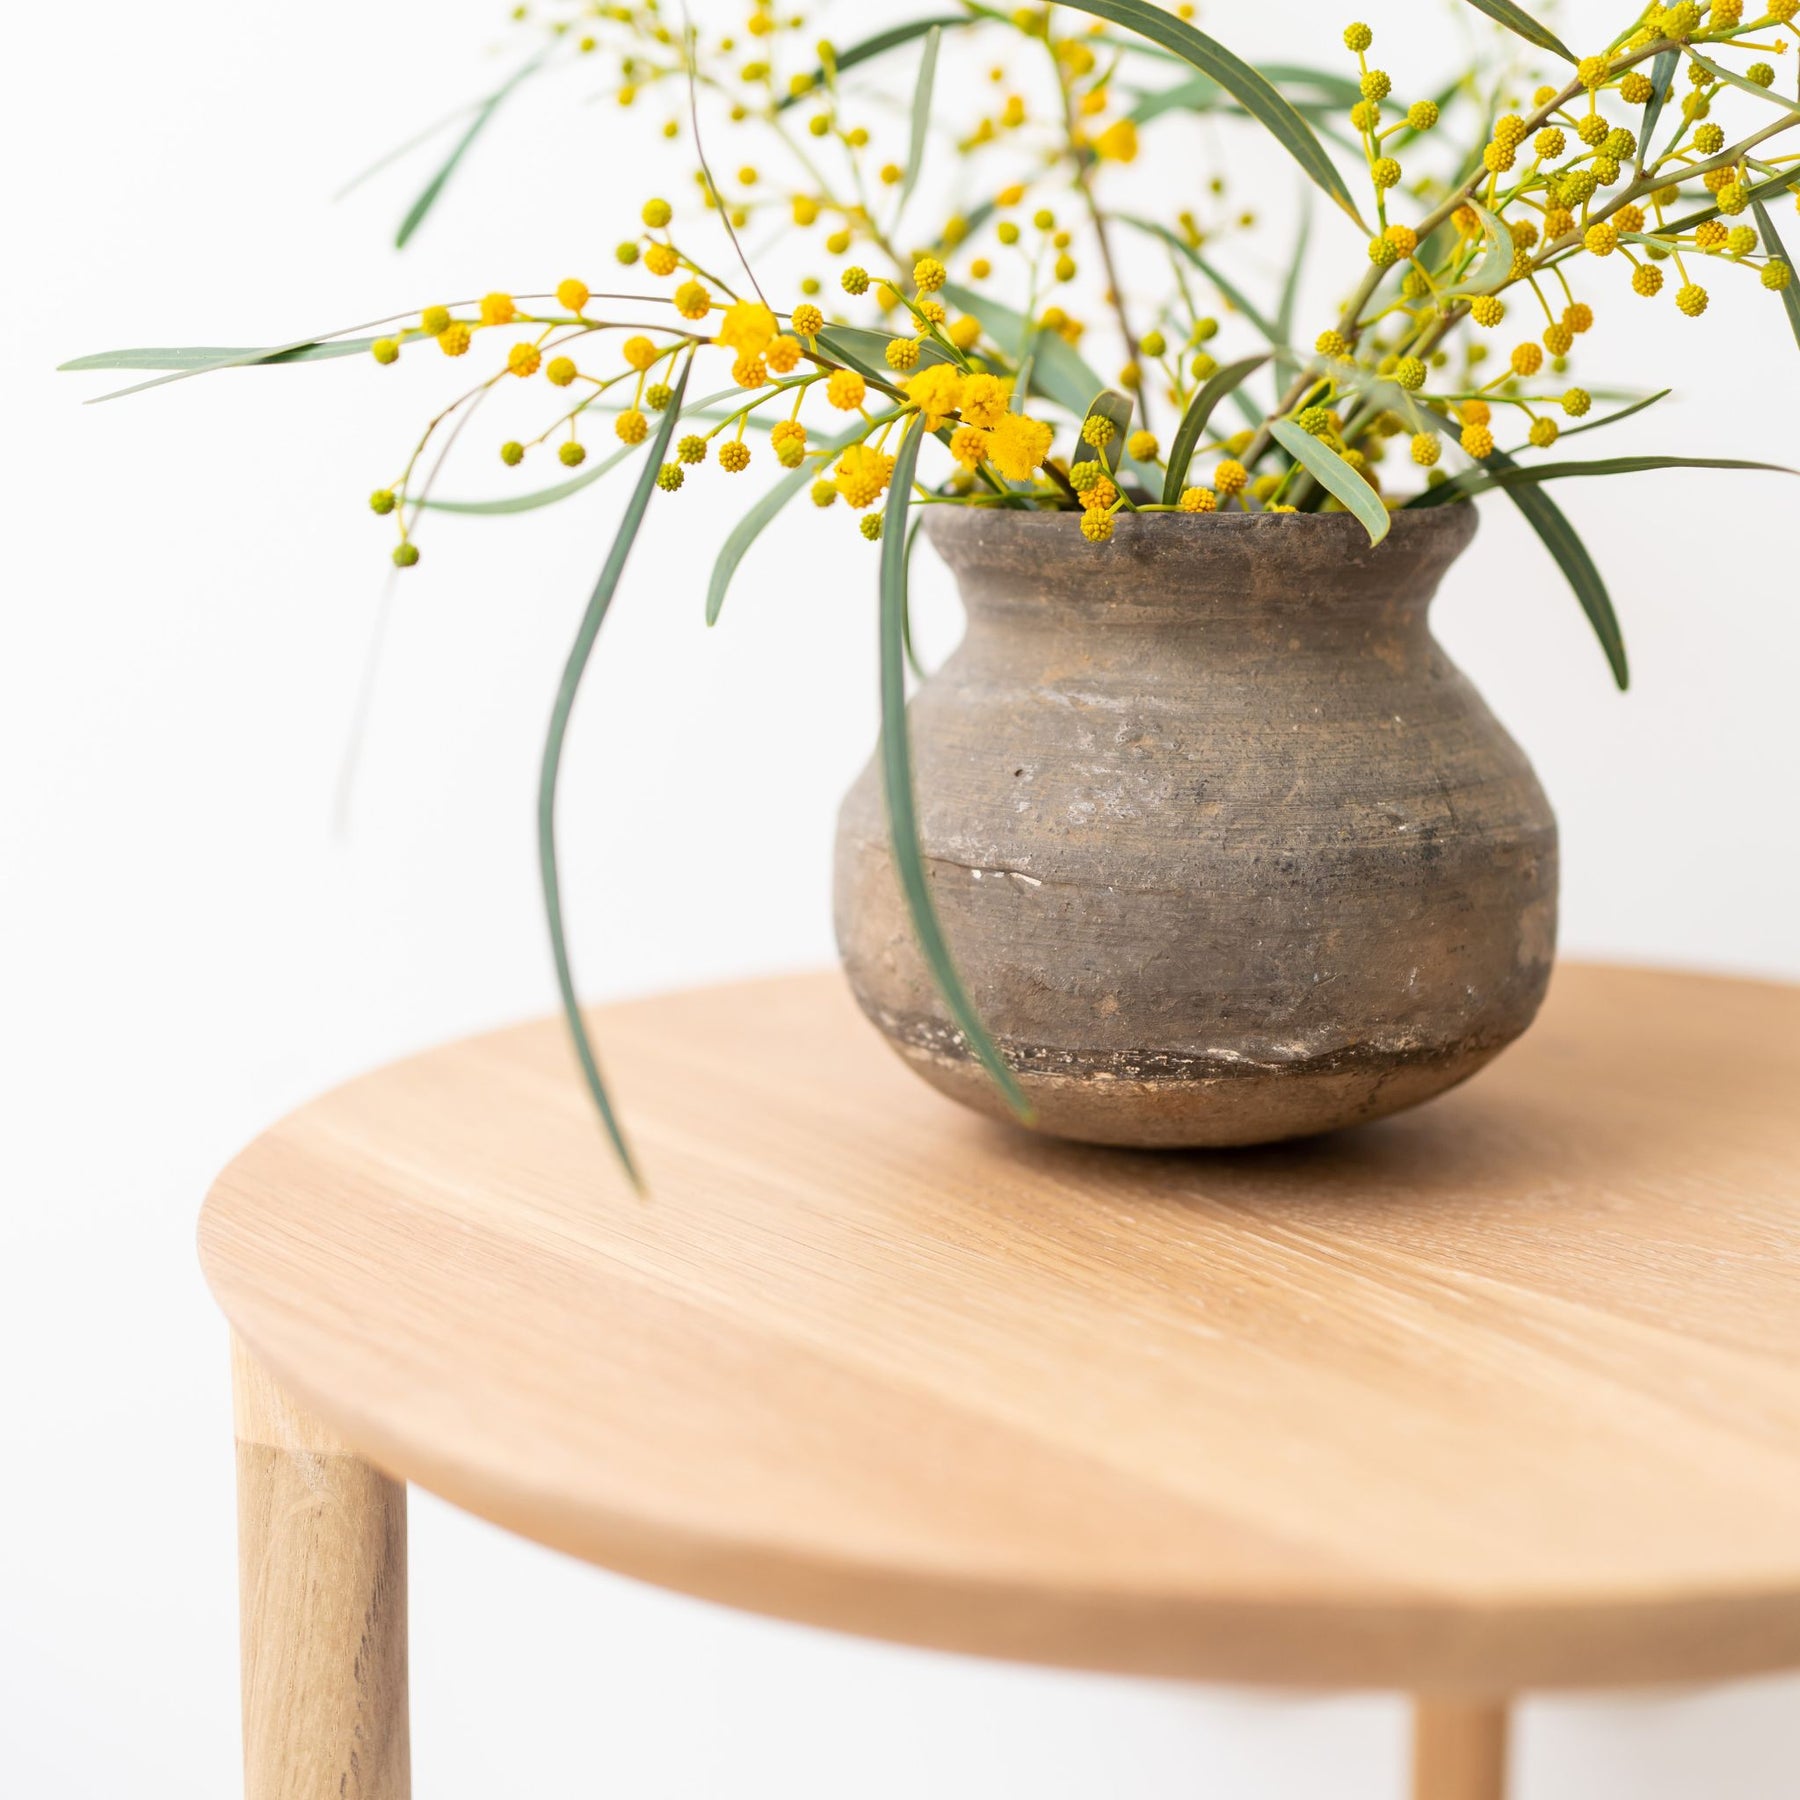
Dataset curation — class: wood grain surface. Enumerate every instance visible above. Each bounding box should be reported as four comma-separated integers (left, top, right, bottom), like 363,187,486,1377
200,963,1800,1691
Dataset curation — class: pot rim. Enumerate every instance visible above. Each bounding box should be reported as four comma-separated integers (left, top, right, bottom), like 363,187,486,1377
920,497,1478,546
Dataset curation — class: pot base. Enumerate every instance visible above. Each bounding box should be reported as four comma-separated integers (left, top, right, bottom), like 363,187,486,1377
866,1005,1521,1148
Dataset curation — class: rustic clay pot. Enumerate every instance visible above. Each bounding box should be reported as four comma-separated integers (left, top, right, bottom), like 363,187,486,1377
833,503,1557,1148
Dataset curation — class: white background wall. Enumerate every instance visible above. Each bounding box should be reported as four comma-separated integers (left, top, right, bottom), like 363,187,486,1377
5,2,1798,1793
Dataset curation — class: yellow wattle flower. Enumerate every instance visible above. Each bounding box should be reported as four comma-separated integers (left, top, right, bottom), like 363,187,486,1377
958,373,1013,429
1094,119,1139,163
903,364,965,431
986,412,1054,481
715,300,778,358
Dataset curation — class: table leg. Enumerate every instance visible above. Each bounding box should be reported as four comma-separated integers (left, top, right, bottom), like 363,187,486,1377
1411,1697,1508,1800
232,1336,410,1799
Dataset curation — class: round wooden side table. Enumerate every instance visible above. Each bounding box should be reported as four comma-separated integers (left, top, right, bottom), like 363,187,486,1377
200,963,1800,1800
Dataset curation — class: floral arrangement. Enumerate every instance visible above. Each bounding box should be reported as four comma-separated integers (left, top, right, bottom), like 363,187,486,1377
67,0,1800,1179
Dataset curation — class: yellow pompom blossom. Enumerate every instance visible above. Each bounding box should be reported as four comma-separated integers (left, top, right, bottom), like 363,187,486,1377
1094,120,1138,162
421,306,451,336
718,440,752,473
770,420,808,468
673,280,712,320
885,338,921,372
643,243,679,278
545,356,577,388
1461,423,1495,459
959,374,1012,428
947,315,983,351
790,303,824,339
825,368,867,411
438,323,472,357
371,337,400,365
986,413,1055,481
1213,459,1249,497
615,410,649,445
766,335,802,374
834,443,897,508
622,335,658,371
950,426,988,468
1178,486,1217,512
715,300,778,358
507,342,542,378
1080,510,1115,543
556,278,590,313
904,364,965,431
1127,430,1159,462
731,354,768,389
1411,432,1441,467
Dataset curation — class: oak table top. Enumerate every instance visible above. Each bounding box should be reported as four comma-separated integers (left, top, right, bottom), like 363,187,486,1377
200,962,1800,1696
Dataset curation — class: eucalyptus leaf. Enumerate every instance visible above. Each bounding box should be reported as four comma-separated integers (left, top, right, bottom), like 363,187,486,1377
1752,200,1800,353
396,51,549,248
1050,1,1363,223
1162,354,1270,503
1455,0,1575,61
774,15,967,111
65,330,400,402
877,419,1030,1119
536,357,693,1189
1269,420,1390,545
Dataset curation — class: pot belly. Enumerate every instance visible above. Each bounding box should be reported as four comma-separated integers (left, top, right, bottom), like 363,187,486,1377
833,728,1558,1148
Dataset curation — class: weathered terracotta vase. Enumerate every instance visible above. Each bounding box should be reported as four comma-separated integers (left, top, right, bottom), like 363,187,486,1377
834,504,1557,1147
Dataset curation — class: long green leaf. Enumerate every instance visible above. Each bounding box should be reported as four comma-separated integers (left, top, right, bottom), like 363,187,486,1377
1071,390,1135,479
1113,217,1284,344
1685,50,1800,121
1276,198,1312,348
877,420,1030,1120
64,330,405,402
396,52,548,248
1051,1,1362,222
1455,0,1574,61
1409,452,1800,508
1449,198,1516,297
1270,420,1390,544
705,421,863,624
1485,447,1628,689
939,283,1110,417
1636,48,1679,175
1752,200,1800,353
536,359,692,1189
774,15,967,111
896,26,941,213
1549,387,1670,442
1655,162,1800,236
1162,353,1270,502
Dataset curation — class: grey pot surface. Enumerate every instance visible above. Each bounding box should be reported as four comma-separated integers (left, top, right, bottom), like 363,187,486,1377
833,502,1558,1147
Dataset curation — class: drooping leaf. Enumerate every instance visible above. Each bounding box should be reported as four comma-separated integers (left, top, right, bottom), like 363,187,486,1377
1269,419,1390,545
877,420,1030,1121
774,15,967,111
1454,0,1575,61
706,421,863,624
939,282,1110,418
896,26,941,214
1070,390,1135,480
1409,452,1800,508
333,99,483,202
1478,447,1628,690
1162,353,1271,502
1051,1,1363,222
536,358,692,1189
1752,200,1800,354
396,51,549,248
1113,217,1284,344
1636,48,1679,174
1448,198,1517,298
